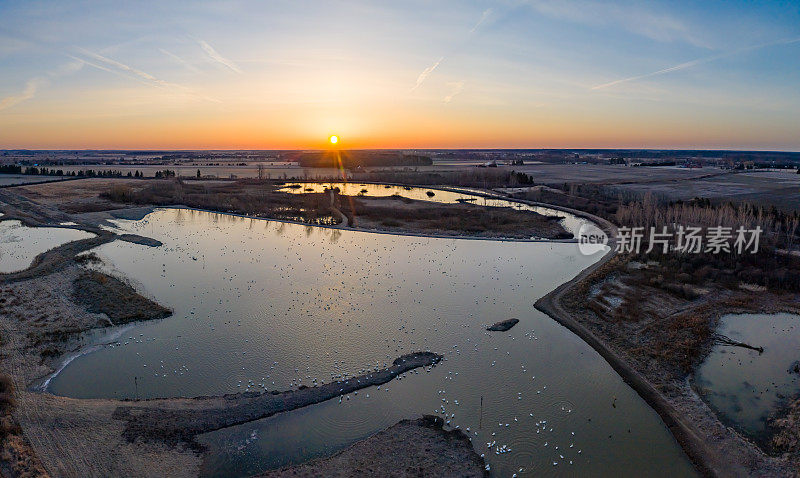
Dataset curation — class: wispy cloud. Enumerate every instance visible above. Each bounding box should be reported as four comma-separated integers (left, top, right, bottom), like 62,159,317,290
412,57,443,91
592,37,800,90
197,40,242,73
524,0,707,47
73,48,219,102
0,78,47,111
78,48,165,84
0,58,86,111
470,8,493,33
159,48,199,73
443,81,465,103
411,7,496,92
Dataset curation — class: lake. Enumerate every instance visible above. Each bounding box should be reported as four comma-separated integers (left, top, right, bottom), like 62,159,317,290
44,204,695,477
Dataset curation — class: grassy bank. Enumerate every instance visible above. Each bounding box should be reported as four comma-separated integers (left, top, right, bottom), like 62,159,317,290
100,179,571,239
532,184,800,472
258,415,487,478
113,352,443,448
0,373,49,478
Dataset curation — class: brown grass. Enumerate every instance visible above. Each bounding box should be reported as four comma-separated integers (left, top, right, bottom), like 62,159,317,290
345,196,570,238
520,184,800,291
349,168,533,189
100,179,570,239
0,373,50,477
0,374,17,438
72,271,172,325
102,179,340,225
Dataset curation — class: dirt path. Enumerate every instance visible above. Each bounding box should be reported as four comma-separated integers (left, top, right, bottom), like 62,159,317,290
0,188,72,225
532,210,760,477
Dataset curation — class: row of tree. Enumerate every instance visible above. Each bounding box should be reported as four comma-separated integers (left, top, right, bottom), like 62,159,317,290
0,165,178,179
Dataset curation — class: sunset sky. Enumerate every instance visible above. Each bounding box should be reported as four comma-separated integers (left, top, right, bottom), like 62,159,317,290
1,1,799,150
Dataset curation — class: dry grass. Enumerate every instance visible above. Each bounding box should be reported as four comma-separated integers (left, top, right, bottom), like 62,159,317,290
0,373,50,477
1,266,199,477
520,184,800,291
102,179,339,225
259,415,486,478
350,168,532,189
72,271,172,325
0,374,18,438
346,196,570,239
99,179,570,238
771,398,800,455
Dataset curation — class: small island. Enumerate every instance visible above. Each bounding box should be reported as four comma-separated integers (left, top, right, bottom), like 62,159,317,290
486,318,519,331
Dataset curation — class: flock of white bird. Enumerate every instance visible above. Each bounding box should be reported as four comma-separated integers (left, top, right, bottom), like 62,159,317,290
50,206,607,476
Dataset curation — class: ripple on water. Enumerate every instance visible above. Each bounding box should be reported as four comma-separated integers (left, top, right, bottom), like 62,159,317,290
47,207,696,477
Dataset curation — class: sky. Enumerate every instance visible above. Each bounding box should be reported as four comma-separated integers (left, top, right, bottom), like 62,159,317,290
1,0,799,150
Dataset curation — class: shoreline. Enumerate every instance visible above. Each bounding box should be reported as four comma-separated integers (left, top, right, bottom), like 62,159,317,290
531,209,796,476
31,323,138,393
257,415,487,477
532,212,731,476
2,179,586,244
164,204,578,243
4,179,779,476
113,352,443,447
3,183,591,406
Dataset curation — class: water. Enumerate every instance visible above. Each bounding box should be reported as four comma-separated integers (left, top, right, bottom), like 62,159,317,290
695,313,800,441
45,207,696,477
0,220,94,273
279,182,589,237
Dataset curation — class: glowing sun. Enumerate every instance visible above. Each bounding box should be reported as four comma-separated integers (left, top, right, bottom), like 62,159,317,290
329,135,339,145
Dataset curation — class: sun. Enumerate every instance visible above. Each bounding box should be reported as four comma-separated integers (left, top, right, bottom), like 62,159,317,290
329,135,339,145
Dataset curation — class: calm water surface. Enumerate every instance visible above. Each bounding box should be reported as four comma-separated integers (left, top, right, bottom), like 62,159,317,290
47,207,695,477
279,182,590,237
695,313,800,440
0,220,94,273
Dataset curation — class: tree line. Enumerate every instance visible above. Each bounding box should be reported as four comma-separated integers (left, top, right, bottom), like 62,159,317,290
0,165,177,179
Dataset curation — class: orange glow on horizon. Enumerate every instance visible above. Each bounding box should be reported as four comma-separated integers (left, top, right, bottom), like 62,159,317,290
2,102,797,151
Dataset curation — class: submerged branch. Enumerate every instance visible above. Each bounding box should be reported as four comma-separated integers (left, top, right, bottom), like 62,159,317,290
714,333,764,354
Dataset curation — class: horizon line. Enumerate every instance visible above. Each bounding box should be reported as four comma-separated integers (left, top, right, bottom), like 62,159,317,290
2,147,800,154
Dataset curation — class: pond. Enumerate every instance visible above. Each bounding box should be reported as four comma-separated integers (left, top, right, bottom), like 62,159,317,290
0,220,94,273
44,205,695,477
694,313,800,442
278,182,590,237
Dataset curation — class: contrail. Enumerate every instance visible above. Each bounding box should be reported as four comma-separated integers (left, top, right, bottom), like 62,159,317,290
412,57,443,91
592,37,800,90
160,48,200,73
78,48,165,84
73,49,220,102
198,40,242,74
412,8,493,91
470,8,493,33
